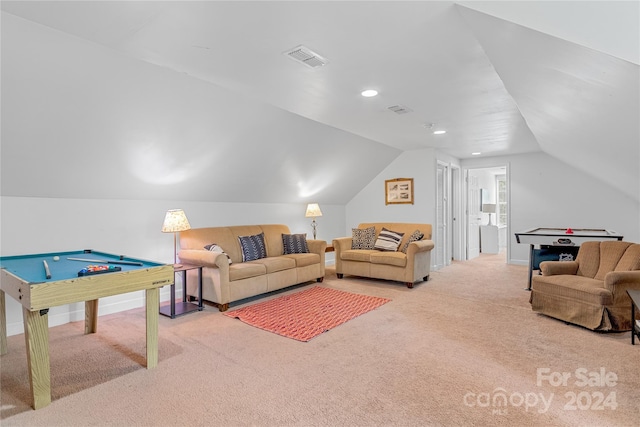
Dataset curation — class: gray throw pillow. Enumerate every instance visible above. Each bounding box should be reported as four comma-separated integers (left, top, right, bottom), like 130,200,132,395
282,233,309,254
351,226,376,250
401,230,424,253
238,233,267,262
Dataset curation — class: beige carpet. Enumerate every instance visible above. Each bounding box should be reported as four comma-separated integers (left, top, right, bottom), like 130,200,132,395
1,253,638,426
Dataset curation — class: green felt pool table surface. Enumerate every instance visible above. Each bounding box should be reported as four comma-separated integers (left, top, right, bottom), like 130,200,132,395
0,249,164,284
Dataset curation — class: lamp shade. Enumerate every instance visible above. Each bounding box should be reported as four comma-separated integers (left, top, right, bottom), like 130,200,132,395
305,203,323,218
162,209,191,233
482,203,496,214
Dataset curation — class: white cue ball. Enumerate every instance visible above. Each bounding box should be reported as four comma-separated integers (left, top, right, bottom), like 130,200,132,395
53,256,60,261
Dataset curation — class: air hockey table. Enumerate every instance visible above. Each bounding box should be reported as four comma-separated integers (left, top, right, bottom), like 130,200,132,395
515,228,624,290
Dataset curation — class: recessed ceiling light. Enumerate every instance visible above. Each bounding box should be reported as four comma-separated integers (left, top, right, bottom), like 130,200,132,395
472,152,482,156
361,89,378,97
433,130,446,135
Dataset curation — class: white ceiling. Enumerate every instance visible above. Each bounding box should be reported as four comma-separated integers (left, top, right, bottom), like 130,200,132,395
2,1,639,202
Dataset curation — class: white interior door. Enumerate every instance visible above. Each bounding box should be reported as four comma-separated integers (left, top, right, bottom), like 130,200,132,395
467,172,481,259
451,165,463,261
435,162,448,269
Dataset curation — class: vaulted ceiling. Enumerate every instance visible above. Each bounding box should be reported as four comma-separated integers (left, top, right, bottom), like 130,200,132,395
2,1,638,203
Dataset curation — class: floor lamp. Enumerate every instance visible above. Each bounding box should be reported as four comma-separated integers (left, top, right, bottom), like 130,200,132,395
162,209,191,268
305,203,323,240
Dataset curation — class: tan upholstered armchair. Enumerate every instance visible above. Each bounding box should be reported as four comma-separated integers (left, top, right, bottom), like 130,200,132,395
530,241,640,331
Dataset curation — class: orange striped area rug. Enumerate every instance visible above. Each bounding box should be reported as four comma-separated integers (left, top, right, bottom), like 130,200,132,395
223,286,391,342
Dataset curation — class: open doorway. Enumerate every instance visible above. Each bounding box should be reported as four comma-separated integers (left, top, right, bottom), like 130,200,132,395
465,165,509,261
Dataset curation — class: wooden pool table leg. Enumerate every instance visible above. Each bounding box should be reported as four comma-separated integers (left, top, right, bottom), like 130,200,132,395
85,299,99,334
23,307,51,410
0,290,7,355
145,288,159,369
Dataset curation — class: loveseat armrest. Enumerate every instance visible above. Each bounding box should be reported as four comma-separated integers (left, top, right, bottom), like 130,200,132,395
406,239,435,255
306,239,327,254
332,237,353,273
540,261,579,276
605,271,640,300
332,237,352,253
178,249,230,273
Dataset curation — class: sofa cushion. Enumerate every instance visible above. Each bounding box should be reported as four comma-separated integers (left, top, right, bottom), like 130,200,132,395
575,241,600,278
532,275,613,305
258,224,291,257
401,230,424,253
229,262,267,281
613,243,640,271
351,226,376,249
282,253,321,268
282,233,309,254
238,233,267,262
341,249,377,262
374,227,405,251
370,251,407,267
594,241,633,280
252,256,296,273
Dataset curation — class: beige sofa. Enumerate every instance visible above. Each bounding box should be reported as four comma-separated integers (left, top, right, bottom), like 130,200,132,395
178,224,326,311
332,223,434,288
530,241,640,331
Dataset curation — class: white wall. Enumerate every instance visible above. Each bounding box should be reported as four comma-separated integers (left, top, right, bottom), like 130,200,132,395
0,196,344,336
345,148,437,233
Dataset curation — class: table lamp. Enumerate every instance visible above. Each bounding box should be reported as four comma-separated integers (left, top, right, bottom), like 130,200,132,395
162,209,191,267
482,203,496,226
305,203,323,239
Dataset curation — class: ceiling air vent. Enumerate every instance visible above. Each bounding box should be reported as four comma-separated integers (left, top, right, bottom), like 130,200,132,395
284,45,329,69
388,105,413,115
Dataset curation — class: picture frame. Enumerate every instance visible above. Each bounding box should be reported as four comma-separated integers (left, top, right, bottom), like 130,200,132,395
385,178,414,205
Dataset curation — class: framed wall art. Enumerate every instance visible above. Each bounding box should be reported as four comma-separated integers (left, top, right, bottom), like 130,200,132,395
385,178,414,205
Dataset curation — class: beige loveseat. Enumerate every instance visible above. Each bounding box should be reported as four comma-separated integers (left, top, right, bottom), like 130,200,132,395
332,223,434,288
178,225,326,311
530,241,640,331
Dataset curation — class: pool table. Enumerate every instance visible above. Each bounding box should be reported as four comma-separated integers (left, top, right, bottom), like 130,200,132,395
515,228,624,290
0,249,173,410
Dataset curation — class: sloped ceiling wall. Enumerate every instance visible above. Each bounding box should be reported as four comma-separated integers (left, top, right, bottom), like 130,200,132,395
1,1,638,204
1,12,400,204
458,4,640,201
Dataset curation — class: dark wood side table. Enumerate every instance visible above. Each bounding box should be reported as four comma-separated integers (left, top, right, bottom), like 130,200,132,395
160,264,203,319
628,289,640,345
